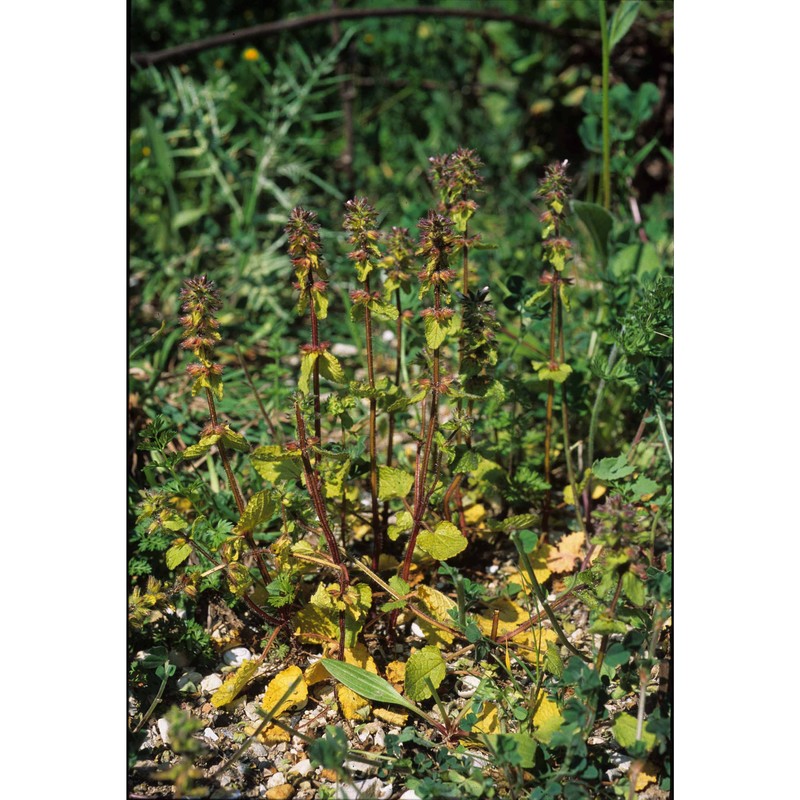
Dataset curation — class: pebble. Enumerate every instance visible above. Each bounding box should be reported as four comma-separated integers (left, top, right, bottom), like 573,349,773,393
200,673,224,693
457,675,481,698
244,701,262,722
156,717,170,745
266,771,287,789
410,622,425,638
345,757,378,776
399,791,422,800
331,342,359,357
334,778,393,799
223,647,253,667
265,785,295,800
204,727,219,742
289,758,314,777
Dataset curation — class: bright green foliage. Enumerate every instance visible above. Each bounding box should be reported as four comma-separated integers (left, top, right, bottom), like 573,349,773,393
404,646,447,701
378,466,414,500
235,490,276,533
417,521,468,561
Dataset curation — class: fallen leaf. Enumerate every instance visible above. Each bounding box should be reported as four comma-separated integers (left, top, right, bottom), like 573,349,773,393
337,684,371,720
385,660,406,689
373,707,408,726
209,659,258,708
471,702,500,735
546,531,585,574
634,760,659,791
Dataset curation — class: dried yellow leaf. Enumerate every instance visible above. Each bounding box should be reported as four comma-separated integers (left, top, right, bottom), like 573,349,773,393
385,660,406,688
305,643,378,686
463,503,486,525
373,707,408,726
634,760,659,791
515,627,559,664
209,659,258,708
337,684,371,720
476,597,528,637
261,665,308,716
472,702,500,735
415,585,457,645
546,531,585,574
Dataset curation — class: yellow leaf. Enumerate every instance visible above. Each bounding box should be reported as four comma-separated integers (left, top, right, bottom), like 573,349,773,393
415,585,456,645
294,604,338,645
261,665,308,717
305,643,378,686
634,760,659,791
546,531,585,574
515,627,559,664
337,684,371,720
476,597,528,637
531,691,564,744
472,702,500,734
463,503,486,525
210,659,258,708
373,707,408,726
385,660,406,689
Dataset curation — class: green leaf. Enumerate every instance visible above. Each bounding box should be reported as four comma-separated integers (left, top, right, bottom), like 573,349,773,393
592,455,635,481
172,207,206,229
424,313,458,350
298,351,319,394
609,242,661,280
388,510,413,541
628,474,659,500
532,361,573,383
417,521,468,561
320,659,419,715
235,490,276,533
221,427,249,453
608,1,641,51
612,712,657,752
312,287,329,320
571,201,613,263
481,733,537,768
378,466,414,501
319,351,345,384
165,541,192,570
251,445,303,484
369,298,400,322
181,434,221,460
622,571,645,606
404,645,446,701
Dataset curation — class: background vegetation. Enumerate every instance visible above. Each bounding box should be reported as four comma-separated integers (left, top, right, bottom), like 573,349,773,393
128,2,673,798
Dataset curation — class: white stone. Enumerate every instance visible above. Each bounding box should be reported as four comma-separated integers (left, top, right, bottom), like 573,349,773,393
335,778,392,799
331,343,359,357
457,675,481,698
204,727,219,742
345,757,378,776
410,622,424,638
266,771,286,789
223,647,252,667
200,673,224,693
372,727,385,749
289,758,314,777
399,790,422,800
156,717,170,745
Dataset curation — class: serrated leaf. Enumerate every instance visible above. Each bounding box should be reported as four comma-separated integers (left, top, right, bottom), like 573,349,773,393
592,455,635,481
378,466,414,500
235,490,276,533
181,434,220,460
622,571,645,606
165,541,192,570
311,287,329,319
417,521,468,561
320,658,419,715
298,351,319,394
221,427,249,453
424,314,457,350
210,659,259,708
404,646,446,701
612,712,657,752
369,298,400,321
251,445,303,484
319,351,345,384
532,360,573,383
388,510,413,541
